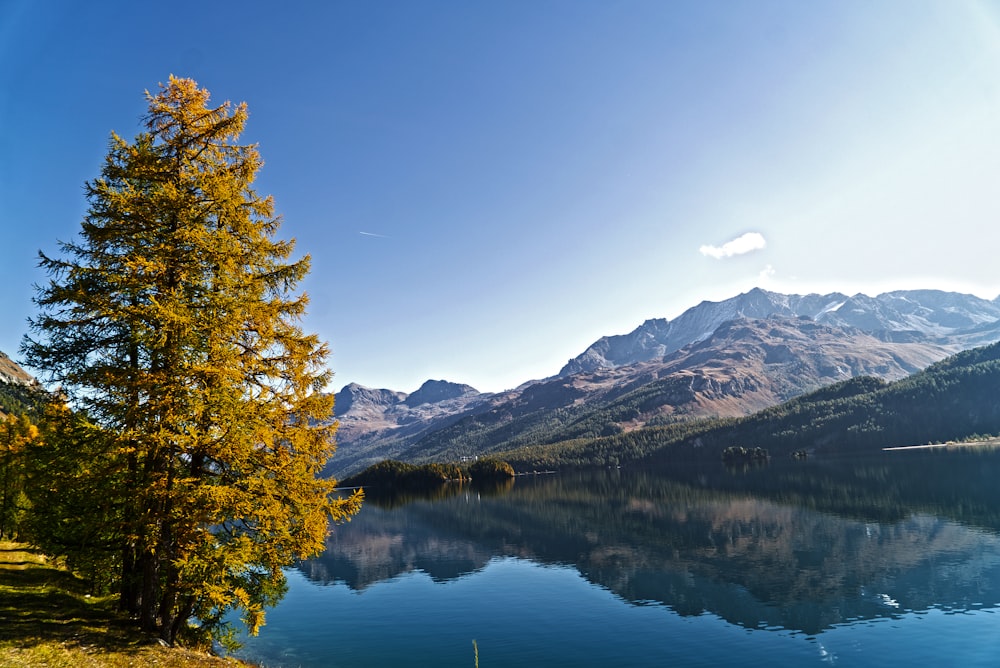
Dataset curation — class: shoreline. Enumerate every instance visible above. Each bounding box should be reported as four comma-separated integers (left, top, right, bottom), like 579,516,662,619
883,437,1000,452
0,540,248,666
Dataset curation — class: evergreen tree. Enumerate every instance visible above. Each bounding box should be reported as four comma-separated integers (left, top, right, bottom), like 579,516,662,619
21,76,361,646
0,413,38,539
21,404,126,592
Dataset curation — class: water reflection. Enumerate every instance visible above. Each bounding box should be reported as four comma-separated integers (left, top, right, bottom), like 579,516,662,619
303,448,1000,636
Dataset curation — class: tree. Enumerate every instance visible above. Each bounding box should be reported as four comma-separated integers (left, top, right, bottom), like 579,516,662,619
468,458,515,480
21,404,127,593
21,76,361,646
0,413,39,539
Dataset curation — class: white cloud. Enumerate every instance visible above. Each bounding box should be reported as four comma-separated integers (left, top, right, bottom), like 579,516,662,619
700,232,767,259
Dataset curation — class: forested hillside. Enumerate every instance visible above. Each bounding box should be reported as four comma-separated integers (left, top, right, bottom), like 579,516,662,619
0,353,46,418
0,382,47,418
499,342,1000,470
334,315,955,476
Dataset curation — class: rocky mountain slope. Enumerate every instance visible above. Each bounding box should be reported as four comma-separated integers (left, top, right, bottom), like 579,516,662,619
0,352,44,417
331,379,490,475
0,351,35,387
560,288,1000,375
386,315,955,468
327,288,1000,477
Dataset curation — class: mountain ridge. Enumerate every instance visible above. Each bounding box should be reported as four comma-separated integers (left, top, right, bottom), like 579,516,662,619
327,288,1000,477
0,351,36,388
495,338,1000,471
560,288,1000,376
0,352,46,417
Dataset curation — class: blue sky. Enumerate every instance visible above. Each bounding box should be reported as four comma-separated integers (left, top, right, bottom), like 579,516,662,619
3,1,1000,394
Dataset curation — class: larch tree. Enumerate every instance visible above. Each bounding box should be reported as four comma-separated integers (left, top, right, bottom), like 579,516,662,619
0,413,38,539
21,76,361,646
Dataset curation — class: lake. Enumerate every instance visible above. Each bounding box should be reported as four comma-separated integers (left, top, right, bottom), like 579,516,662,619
232,447,1000,666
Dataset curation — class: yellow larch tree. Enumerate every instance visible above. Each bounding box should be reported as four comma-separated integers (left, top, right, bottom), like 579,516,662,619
21,76,361,646
0,413,39,538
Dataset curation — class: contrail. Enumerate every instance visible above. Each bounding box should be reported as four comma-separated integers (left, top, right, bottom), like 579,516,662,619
359,231,389,238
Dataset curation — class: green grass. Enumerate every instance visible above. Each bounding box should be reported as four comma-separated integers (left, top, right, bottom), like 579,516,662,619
0,540,246,667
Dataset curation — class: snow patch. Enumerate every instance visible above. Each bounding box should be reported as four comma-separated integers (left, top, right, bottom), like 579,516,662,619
817,300,846,317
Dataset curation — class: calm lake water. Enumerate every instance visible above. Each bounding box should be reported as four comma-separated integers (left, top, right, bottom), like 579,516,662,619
233,448,1000,667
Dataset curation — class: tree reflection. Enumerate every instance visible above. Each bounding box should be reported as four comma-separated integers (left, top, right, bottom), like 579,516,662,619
304,448,1000,634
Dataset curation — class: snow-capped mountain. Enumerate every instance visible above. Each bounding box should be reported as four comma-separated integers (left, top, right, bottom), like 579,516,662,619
326,287,1000,477
560,288,1000,375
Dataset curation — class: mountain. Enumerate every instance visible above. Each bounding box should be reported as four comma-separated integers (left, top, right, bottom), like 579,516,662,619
0,351,35,387
331,379,488,475
327,288,1000,477
560,288,1000,375
501,341,1000,471
0,351,45,417
389,315,954,467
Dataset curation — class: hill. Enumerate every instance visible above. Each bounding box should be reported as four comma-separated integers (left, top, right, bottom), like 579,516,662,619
0,352,45,418
327,287,1000,477
498,341,1000,470
560,287,1000,375
390,315,952,467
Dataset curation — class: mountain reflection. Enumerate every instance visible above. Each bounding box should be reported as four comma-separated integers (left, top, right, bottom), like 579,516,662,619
302,449,1000,635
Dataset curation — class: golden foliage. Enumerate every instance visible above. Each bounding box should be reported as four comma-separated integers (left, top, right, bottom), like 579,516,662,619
22,76,360,646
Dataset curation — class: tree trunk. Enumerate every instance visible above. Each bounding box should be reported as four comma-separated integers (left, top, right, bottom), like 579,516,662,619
169,596,196,646
139,549,159,633
158,582,179,644
119,543,140,614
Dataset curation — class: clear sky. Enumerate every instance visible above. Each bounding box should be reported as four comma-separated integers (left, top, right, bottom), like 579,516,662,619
3,1,1000,394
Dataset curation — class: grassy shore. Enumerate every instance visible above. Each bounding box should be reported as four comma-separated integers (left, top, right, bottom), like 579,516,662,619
0,540,247,668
